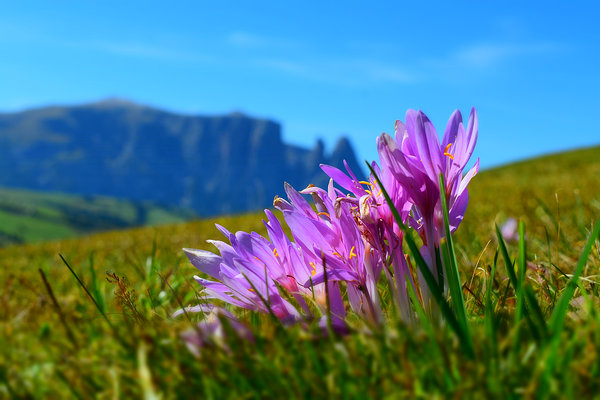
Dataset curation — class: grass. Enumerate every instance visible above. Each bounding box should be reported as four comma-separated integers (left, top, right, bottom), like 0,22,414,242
0,186,195,246
1,145,600,398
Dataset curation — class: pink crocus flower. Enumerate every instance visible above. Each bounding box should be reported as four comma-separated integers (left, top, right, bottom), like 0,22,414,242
274,181,376,324
320,160,417,321
377,108,479,291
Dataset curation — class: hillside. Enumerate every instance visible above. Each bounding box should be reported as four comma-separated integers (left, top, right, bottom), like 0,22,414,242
0,99,364,216
457,144,600,259
0,186,194,246
0,144,599,398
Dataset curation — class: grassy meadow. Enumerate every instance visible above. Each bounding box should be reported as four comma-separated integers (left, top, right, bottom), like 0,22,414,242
0,187,195,247
1,145,599,398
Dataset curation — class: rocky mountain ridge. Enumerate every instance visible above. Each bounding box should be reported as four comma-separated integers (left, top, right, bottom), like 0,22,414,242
0,99,364,216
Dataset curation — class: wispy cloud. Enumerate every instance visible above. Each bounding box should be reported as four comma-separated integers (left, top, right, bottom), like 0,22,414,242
416,40,566,84
225,31,563,86
249,40,563,86
454,42,562,69
258,59,308,75
253,57,419,86
225,30,302,50
94,41,214,63
359,61,416,84
226,31,268,48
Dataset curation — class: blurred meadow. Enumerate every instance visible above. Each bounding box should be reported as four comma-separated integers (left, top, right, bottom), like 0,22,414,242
1,145,599,398
2,2,600,398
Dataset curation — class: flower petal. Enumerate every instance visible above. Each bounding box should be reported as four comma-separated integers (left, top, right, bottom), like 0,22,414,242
183,248,222,279
321,164,362,195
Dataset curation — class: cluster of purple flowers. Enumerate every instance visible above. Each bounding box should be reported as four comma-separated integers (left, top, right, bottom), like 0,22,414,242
181,108,479,343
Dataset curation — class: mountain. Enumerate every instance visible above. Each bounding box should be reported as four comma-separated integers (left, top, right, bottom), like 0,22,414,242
0,99,365,216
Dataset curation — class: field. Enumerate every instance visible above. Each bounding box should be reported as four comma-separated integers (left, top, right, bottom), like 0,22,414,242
1,145,599,398
0,187,195,247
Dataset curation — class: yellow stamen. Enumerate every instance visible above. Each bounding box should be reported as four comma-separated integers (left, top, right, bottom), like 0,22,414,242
365,189,372,195
309,262,317,276
376,189,382,197
272,248,279,258
444,143,454,160
317,212,331,219
359,180,374,188
248,288,255,293
332,251,343,259
349,246,357,260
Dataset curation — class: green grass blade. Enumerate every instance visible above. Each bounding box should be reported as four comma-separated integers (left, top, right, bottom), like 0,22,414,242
514,222,527,333
38,268,79,349
518,222,526,285
88,252,105,314
484,249,499,362
540,218,600,399
59,253,114,329
487,248,499,309
366,162,474,358
510,221,532,354
523,285,548,339
406,276,454,387
548,218,600,334
438,174,470,339
495,224,518,292
496,223,548,342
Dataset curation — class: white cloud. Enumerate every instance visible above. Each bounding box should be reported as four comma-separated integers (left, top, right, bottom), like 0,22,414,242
225,30,303,51
226,31,267,48
454,42,562,69
94,41,214,63
253,57,418,86
258,59,308,75
359,61,417,84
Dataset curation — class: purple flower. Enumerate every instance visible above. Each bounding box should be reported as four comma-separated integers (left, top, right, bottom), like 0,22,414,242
183,202,349,328
378,108,478,241
376,108,478,295
500,217,518,242
180,106,480,334
183,224,303,324
262,207,344,321
320,160,417,321
178,306,254,356
275,181,381,324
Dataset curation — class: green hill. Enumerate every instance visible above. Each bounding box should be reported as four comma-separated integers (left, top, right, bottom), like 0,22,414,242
0,186,195,246
0,145,599,398
458,145,600,260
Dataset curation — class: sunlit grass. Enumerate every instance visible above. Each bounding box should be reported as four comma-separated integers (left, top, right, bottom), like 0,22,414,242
1,145,599,398
0,186,194,246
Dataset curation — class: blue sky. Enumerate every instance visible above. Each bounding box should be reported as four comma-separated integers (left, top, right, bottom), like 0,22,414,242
1,1,599,169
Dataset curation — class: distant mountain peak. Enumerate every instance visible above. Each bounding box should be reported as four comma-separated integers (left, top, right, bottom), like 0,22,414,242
88,97,148,109
0,101,365,216
228,110,249,118
333,136,352,151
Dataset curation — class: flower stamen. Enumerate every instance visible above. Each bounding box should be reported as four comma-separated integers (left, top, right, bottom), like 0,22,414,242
349,246,357,260
444,143,454,160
